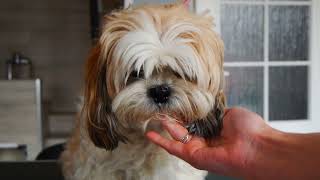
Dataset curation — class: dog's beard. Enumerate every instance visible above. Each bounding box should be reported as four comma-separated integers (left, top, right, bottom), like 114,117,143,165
111,76,221,138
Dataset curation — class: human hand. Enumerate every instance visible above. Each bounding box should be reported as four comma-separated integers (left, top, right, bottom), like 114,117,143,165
146,108,272,179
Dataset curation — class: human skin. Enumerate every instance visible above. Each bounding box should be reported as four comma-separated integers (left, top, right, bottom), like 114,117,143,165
146,108,320,180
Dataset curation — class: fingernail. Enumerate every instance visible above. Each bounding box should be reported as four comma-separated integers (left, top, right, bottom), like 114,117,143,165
158,114,167,120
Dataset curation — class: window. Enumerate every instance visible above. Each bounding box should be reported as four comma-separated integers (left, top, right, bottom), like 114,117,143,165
196,0,320,132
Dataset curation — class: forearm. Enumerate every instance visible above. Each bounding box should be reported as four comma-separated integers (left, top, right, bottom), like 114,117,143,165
245,129,320,180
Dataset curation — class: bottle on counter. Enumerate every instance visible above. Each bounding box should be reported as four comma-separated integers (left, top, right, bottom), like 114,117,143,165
6,53,33,80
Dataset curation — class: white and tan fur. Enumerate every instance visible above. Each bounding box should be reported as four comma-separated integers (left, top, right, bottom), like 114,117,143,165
61,3,225,180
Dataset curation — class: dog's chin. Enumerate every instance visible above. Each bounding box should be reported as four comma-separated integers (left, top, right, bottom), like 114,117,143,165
116,107,223,141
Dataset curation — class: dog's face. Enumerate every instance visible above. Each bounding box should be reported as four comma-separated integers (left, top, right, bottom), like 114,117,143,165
83,4,225,150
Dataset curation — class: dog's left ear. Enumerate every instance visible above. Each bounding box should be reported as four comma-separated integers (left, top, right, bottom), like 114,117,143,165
211,68,227,137
213,90,226,135
83,45,128,151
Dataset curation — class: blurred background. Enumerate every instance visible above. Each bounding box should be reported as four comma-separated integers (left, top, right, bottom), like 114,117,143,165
0,0,319,179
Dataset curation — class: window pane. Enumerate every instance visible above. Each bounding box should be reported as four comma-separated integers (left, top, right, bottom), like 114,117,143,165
269,6,310,61
269,66,308,120
221,5,264,62
225,67,264,116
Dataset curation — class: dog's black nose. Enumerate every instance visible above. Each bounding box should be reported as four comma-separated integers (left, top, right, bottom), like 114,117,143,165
147,84,171,104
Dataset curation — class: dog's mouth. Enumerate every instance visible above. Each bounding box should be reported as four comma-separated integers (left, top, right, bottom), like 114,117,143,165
186,109,223,139
142,108,223,139
170,109,224,139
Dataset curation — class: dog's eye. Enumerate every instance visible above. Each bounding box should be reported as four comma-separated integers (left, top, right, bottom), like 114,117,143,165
173,71,192,82
173,72,182,79
127,70,144,84
130,70,144,79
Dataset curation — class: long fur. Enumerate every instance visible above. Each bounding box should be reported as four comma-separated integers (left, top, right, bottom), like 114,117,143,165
61,3,225,180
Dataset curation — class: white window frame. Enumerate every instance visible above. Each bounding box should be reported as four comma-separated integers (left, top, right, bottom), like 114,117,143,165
196,0,320,133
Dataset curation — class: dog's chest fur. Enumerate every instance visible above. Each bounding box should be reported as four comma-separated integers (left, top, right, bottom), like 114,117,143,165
61,130,207,180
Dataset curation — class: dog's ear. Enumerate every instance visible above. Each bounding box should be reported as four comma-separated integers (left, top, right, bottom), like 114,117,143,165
213,90,226,135
83,45,128,151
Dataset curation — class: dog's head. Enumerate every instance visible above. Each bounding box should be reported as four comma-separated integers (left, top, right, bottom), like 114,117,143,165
83,4,225,150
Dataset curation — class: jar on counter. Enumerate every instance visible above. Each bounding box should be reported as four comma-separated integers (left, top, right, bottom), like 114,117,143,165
6,53,33,80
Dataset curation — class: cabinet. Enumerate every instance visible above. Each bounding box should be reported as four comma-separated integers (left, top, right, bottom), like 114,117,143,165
0,79,42,160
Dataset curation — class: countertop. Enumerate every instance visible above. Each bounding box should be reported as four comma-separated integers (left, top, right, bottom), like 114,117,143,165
0,160,64,180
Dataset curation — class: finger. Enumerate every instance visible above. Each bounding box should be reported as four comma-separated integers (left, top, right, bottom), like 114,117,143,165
161,118,208,147
146,131,210,166
146,131,184,156
161,119,189,142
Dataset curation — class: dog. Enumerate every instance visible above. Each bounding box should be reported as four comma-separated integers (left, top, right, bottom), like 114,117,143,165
61,3,225,180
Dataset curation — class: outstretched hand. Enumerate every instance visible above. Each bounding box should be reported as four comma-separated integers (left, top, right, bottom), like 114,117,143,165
146,108,270,178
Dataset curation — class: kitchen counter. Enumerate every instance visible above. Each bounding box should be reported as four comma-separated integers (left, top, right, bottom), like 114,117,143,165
0,160,238,180
0,160,64,180
0,79,42,160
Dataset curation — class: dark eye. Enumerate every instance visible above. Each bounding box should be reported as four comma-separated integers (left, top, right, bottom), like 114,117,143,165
173,71,192,82
130,70,144,79
173,71,182,79
126,70,144,85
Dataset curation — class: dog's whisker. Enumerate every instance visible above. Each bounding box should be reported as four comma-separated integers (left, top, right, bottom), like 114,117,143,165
142,117,153,133
154,113,184,124
142,113,185,133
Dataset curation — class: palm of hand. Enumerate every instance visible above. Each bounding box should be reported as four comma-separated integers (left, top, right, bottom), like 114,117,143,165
189,108,267,176
147,108,268,178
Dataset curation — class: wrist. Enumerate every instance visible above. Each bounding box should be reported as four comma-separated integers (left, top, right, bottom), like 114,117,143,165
242,127,287,180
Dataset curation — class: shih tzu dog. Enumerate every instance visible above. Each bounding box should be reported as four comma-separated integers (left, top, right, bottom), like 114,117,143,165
61,2,225,180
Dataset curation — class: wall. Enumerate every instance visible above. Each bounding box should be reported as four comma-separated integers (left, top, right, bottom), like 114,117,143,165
0,0,91,144
0,0,126,147
0,0,91,112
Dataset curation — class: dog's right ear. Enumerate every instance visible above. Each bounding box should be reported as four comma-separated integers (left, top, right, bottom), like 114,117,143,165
83,45,128,151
